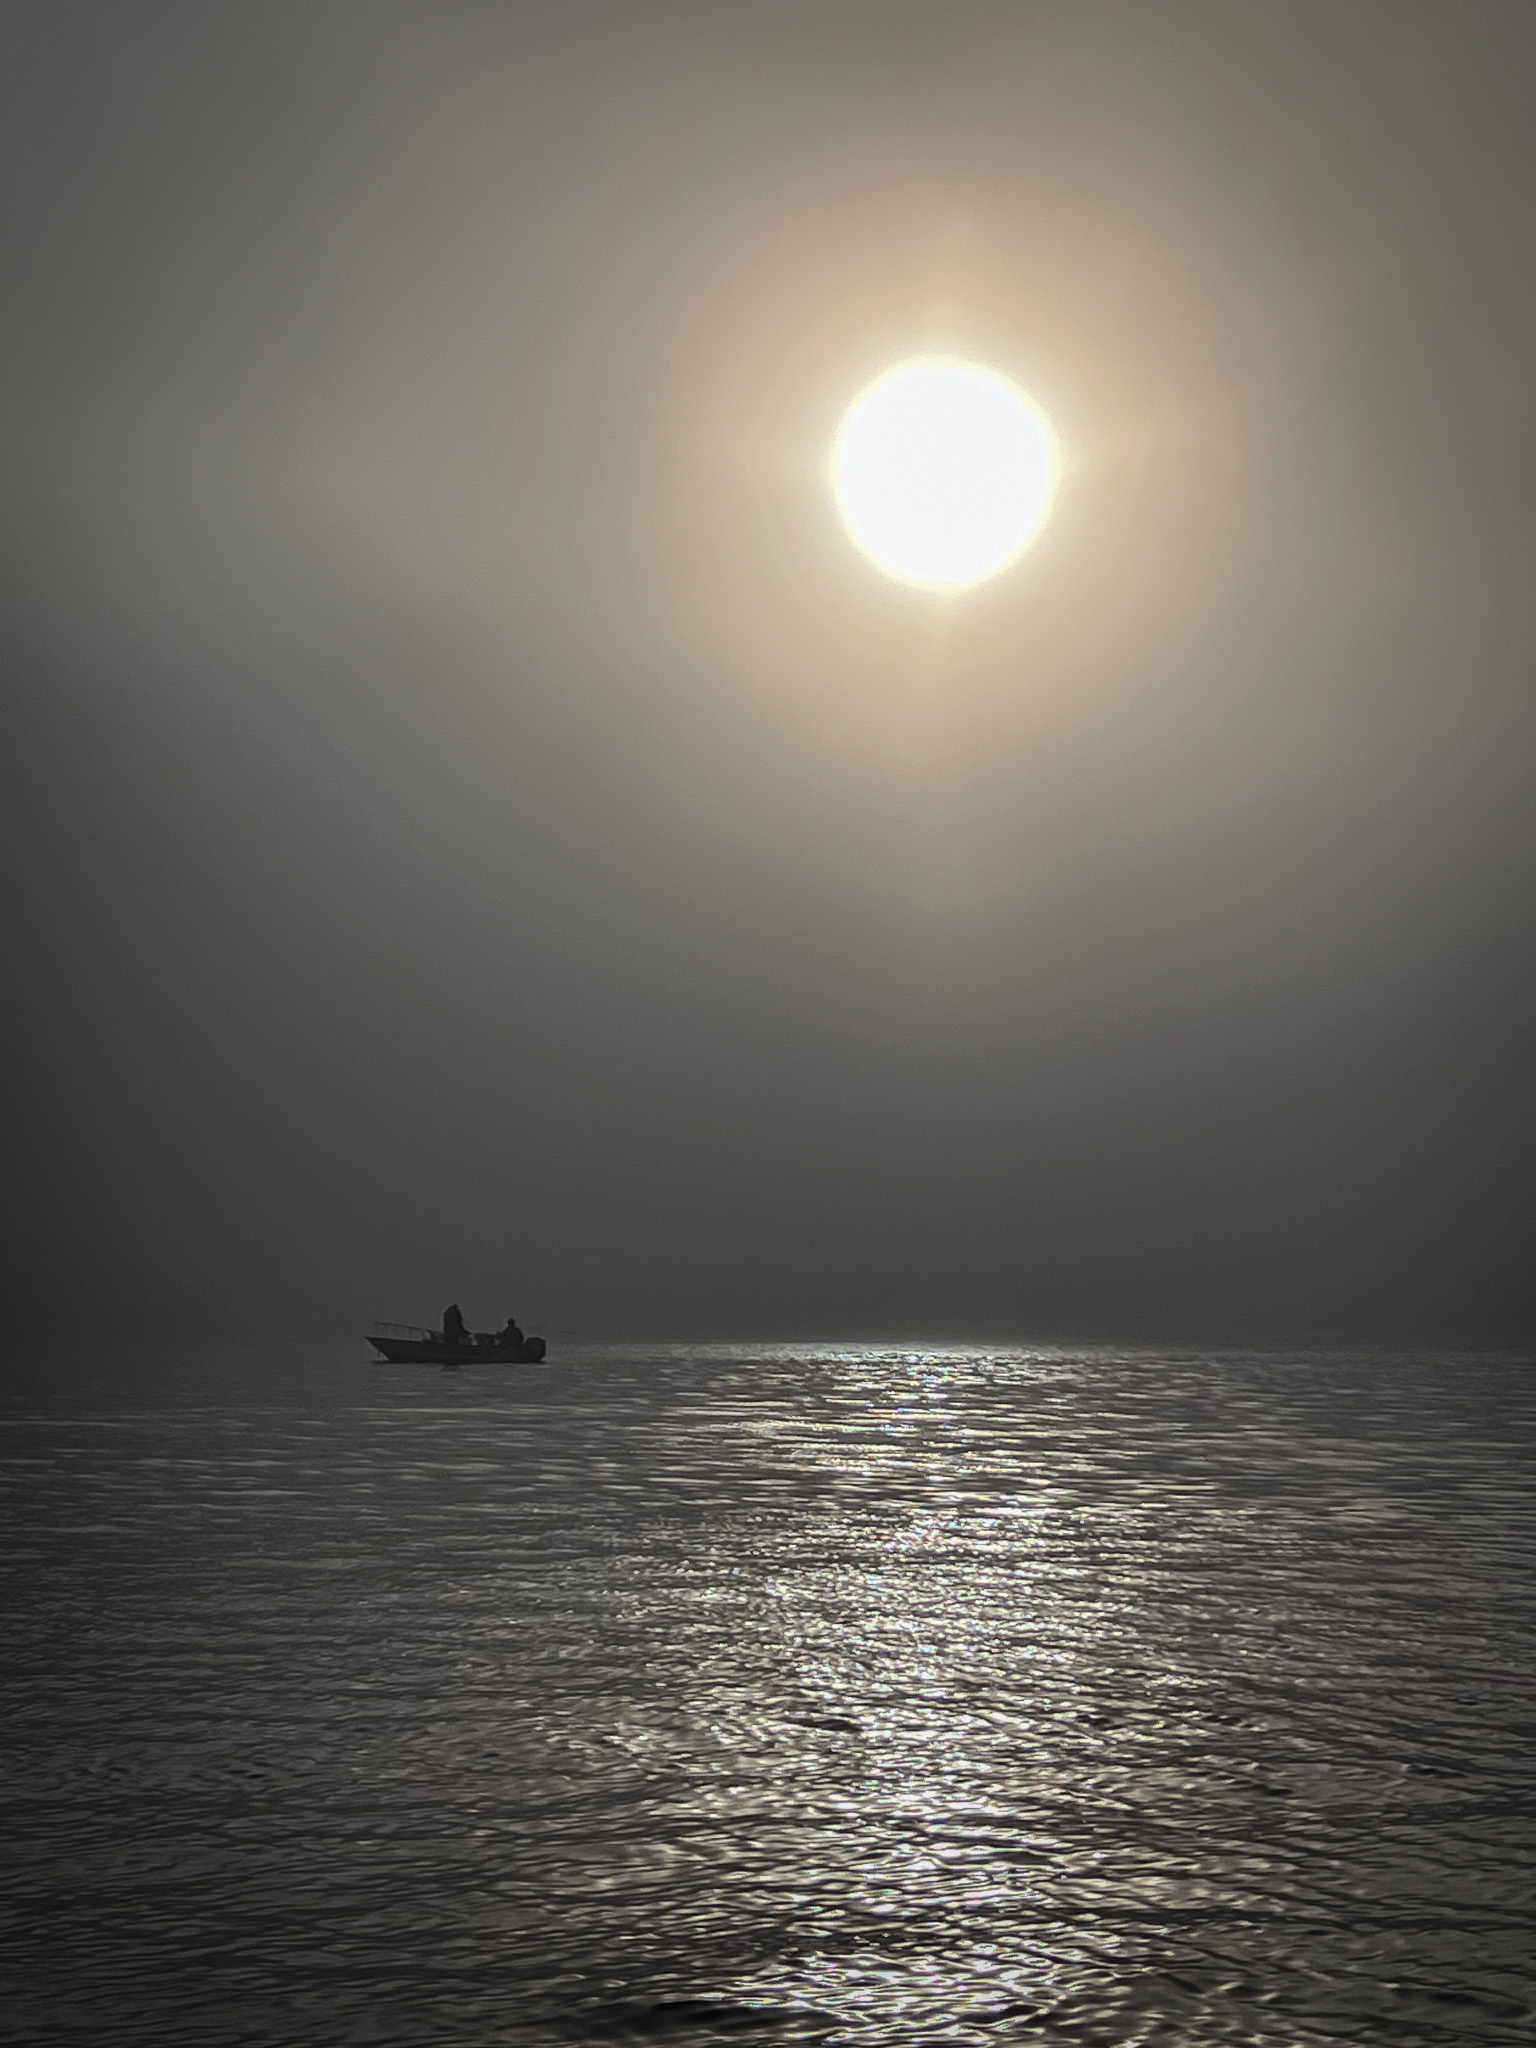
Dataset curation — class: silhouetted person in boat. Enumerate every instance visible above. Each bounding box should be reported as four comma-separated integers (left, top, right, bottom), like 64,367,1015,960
497,1316,524,1351
442,1303,469,1348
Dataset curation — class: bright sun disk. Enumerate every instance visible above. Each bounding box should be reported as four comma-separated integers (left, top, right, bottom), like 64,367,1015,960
832,359,1056,589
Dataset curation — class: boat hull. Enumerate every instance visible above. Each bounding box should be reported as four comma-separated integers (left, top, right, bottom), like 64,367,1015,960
369,1336,547,1365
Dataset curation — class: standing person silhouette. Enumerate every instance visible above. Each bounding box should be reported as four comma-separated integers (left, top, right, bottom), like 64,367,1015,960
442,1303,468,1348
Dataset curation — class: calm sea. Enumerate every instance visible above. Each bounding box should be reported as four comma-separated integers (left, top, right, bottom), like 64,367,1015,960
2,1344,1532,2046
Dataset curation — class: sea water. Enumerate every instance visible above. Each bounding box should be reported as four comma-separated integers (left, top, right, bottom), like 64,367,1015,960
1,1344,1532,2046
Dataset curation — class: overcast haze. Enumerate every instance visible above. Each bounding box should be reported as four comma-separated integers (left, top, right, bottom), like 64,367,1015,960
6,0,1535,1343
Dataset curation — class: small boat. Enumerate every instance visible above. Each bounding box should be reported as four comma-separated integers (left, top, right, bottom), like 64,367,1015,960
368,1321,548,1365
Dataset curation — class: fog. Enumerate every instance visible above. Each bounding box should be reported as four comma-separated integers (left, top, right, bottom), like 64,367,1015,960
6,1,1534,1341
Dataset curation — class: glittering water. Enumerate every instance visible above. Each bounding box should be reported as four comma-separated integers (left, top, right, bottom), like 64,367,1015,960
2,1345,1532,2046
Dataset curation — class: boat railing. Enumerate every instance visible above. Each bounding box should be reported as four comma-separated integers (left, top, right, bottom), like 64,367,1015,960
371,1321,441,1342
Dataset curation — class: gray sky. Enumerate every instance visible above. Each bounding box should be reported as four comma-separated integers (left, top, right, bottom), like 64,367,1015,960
6,0,1534,1341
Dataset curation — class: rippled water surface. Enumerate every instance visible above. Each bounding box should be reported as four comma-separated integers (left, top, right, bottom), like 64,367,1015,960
2,1344,1533,2045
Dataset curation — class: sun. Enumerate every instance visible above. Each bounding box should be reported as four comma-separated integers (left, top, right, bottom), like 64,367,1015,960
832,359,1057,589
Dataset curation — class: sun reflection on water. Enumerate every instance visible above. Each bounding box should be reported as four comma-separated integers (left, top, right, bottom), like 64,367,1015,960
721,1348,1134,2036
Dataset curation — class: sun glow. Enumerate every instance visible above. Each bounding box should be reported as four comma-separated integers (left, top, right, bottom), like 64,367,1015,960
832,360,1056,589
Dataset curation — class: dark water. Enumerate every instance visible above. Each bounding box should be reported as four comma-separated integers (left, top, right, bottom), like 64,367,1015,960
2,1345,1533,2046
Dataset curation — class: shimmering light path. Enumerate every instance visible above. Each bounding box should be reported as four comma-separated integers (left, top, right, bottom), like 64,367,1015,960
2,1346,1533,2045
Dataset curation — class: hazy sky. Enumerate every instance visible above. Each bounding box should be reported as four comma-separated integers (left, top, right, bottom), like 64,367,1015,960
7,0,1535,1342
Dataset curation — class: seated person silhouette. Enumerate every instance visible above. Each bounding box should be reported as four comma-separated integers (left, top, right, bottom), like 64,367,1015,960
442,1303,469,1348
497,1316,525,1352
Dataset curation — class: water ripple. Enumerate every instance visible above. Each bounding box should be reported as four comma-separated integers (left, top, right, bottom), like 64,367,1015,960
1,1346,1532,2045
